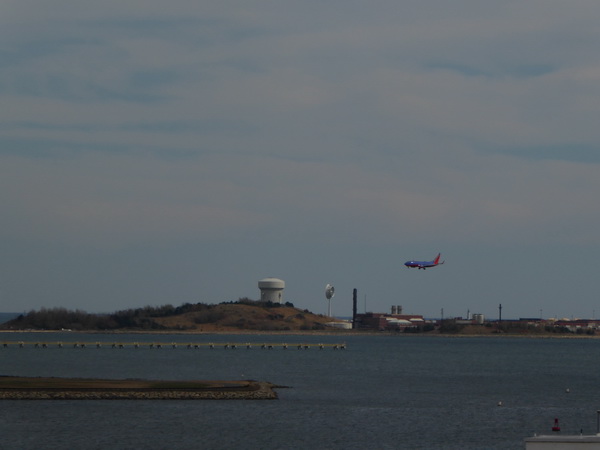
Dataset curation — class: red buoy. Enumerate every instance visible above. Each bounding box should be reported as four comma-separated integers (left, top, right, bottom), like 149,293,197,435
552,418,561,432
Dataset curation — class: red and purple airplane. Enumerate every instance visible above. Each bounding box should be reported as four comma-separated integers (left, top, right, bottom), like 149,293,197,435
404,253,444,270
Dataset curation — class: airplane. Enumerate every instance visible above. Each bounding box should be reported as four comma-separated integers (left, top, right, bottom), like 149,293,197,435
404,253,444,270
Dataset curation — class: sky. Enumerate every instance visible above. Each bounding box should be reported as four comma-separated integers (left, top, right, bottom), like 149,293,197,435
2,1,600,320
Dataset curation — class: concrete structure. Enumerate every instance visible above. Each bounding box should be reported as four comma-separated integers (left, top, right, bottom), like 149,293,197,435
325,321,352,330
473,313,485,325
258,278,285,304
525,415,600,448
525,434,600,449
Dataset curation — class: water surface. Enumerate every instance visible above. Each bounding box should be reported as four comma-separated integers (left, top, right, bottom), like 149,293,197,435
0,333,597,449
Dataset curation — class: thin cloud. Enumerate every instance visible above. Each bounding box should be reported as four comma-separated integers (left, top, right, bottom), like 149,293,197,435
2,1,600,317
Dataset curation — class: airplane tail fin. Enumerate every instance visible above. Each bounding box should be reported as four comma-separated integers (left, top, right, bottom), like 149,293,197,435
433,253,441,265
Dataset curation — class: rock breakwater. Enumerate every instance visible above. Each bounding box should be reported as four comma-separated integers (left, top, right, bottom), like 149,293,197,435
0,377,281,400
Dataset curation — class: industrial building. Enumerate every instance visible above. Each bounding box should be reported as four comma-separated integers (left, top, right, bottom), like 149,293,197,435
354,306,427,331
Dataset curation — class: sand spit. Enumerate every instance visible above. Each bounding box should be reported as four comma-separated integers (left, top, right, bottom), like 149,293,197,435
0,377,283,400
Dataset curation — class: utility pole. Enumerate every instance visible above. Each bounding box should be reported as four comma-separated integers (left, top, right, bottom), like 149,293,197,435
352,289,357,329
498,303,503,330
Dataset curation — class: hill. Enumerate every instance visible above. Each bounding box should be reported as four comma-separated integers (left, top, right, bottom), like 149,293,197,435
1,300,342,333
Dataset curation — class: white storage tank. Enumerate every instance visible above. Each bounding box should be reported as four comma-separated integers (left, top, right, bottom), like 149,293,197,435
258,278,285,304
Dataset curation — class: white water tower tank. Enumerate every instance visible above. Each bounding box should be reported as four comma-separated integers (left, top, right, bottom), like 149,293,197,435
258,278,285,303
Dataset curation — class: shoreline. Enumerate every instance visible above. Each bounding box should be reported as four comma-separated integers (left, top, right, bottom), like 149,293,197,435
1,328,599,339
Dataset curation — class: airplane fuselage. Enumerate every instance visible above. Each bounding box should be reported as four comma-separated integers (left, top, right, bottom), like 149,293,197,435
404,253,444,270
404,260,436,269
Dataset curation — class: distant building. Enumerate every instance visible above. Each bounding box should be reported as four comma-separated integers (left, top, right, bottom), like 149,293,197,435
258,278,285,304
472,313,485,324
354,312,427,331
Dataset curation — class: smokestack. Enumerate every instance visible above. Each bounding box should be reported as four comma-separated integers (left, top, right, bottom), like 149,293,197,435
352,289,357,329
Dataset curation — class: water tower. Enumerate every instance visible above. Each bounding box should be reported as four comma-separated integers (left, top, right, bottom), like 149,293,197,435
258,278,285,303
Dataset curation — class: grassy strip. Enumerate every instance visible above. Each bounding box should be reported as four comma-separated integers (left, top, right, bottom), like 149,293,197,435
0,376,251,390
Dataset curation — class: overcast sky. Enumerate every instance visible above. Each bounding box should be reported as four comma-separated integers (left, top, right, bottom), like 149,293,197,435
2,1,600,320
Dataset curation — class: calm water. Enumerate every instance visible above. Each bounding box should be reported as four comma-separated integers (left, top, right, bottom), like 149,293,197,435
1,332,599,449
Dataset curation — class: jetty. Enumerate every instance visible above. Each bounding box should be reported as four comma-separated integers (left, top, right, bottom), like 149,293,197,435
0,376,283,400
1,341,346,350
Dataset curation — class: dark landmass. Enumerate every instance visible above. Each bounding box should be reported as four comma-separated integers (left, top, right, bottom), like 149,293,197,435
1,299,342,333
0,376,283,400
1,299,594,337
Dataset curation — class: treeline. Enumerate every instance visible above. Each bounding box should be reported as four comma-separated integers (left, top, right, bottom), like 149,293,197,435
2,298,293,331
4,306,176,331
222,298,295,308
6,308,111,331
